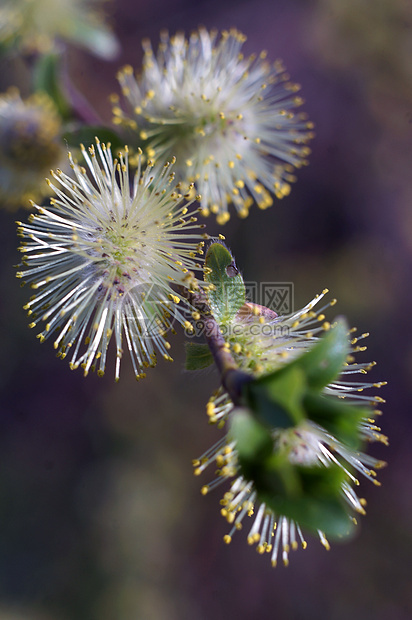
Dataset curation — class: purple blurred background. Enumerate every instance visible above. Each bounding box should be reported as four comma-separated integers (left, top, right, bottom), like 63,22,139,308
0,0,411,618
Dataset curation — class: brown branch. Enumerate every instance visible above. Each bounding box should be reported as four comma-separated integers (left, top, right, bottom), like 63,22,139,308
185,289,252,405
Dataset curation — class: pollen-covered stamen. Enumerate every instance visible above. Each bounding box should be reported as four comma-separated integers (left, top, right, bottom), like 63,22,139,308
206,388,234,425
341,481,367,514
0,88,63,210
192,435,229,476
17,140,205,380
226,290,337,373
114,28,314,220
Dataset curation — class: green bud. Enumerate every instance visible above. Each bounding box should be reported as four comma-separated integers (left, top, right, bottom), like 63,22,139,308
205,242,246,325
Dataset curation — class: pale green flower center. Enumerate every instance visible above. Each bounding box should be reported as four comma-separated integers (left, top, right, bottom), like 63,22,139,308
274,426,321,466
75,218,149,301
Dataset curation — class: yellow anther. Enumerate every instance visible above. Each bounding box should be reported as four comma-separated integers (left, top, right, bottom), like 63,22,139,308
321,539,330,551
216,212,230,225
206,403,215,417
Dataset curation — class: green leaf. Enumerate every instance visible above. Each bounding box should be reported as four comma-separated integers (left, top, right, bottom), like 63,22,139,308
230,409,356,538
63,126,126,153
229,408,273,463
261,463,354,538
33,53,70,119
292,318,349,390
244,319,350,420
304,392,367,448
260,487,354,539
184,342,214,371
204,242,245,326
243,365,307,429
253,454,353,538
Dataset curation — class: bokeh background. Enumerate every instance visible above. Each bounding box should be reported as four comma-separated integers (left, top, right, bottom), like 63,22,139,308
0,0,412,618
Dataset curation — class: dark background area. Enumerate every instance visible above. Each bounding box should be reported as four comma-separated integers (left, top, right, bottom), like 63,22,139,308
0,0,411,618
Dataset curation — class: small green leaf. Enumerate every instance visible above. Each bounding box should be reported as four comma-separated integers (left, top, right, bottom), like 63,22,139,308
243,365,307,429
205,243,245,325
33,53,70,119
229,408,273,463
255,456,354,538
261,487,354,539
246,319,350,415
304,392,367,448
230,408,356,538
63,126,126,153
293,318,349,390
184,342,214,371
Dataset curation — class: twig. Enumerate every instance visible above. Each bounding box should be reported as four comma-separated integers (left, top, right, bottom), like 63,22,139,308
185,289,252,404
